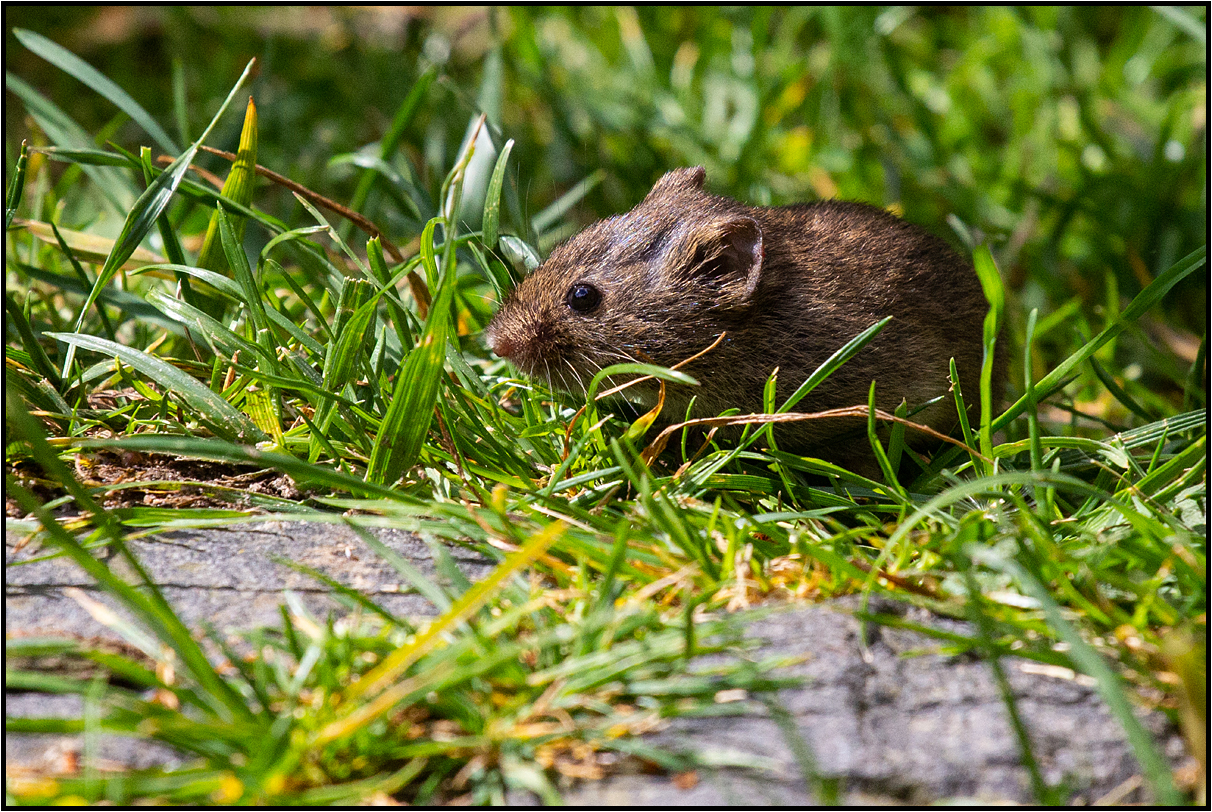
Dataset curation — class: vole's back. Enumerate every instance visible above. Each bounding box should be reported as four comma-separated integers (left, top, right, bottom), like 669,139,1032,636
486,167,999,467
737,200,989,439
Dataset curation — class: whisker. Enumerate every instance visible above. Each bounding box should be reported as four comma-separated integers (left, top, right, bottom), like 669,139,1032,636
565,359,586,392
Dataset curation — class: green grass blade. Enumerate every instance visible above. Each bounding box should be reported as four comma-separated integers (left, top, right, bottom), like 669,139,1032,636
972,246,1005,468
196,96,259,274
972,546,1182,805
993,246,1205,433
1182,330,1206,411
14,28,179,153
481,138,515,250
310,279,381,461
323,279,380,391
4,72,135,213
533,169,604,235
217,204,280,375
1089,354,1156,422
171,56,190,144
865,382,907,498
5,139,29,230
366,215,456,485
60,58,256,374
28,145,134,167
14,262,185,336
366,237,416,352
215,202,285,446
46,332,267,443
948,357,979,472
136,261,325,356
74,434,416,503
779,317,892,413
146,290,273,366
365,301,448,485
585,362,700,403
5,292,62,388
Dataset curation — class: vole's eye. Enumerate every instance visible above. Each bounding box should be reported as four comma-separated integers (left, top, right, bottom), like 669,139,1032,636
565,283,601,314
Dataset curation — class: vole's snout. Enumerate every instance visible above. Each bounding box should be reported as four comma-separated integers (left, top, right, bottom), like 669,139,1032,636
486,307,568,388
483,318,510,358
485,327,517,360
485,310,540,365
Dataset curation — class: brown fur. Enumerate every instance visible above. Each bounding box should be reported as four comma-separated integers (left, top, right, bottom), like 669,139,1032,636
485,167,1002,466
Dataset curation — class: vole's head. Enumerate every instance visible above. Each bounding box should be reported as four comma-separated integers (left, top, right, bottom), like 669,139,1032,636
484,167,765,397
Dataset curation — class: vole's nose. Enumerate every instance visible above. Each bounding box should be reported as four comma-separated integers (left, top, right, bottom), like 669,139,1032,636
484,325,516,360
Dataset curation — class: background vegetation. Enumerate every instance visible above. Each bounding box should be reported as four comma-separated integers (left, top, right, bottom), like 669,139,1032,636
5,6,1206,805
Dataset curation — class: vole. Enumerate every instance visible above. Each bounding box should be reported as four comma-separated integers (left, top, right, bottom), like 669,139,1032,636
485,167,1000,467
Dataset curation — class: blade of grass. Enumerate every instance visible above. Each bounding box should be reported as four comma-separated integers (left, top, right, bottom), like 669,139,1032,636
948,356,979,471
5,292,61,388
73,434,416,502
196,96,259,276
315,520,567,743
139,148,195,307
995,246,1204,434
366,236,415,352
1023,308,1049,511
365,119,484,485
217,205,280,374
1182,329,1206,412
971,544,1182,805
146,290,273,366
14,28,179,153
310,279,381,461
4,72,135,213
136,261,326,356
779,316,892,413
60,58,256,375
481,138,515,251
171,56,190,144
365,223,451,486
865,382,907,500
972,246,1004,469
5,139,29,229
46,332,266,443
1089,354,1156,422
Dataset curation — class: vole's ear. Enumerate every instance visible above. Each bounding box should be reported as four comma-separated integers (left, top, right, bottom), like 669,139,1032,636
645,167,706,201
681,216,764,304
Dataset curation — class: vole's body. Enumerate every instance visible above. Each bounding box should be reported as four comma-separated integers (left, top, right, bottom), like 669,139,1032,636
486,167,998,465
